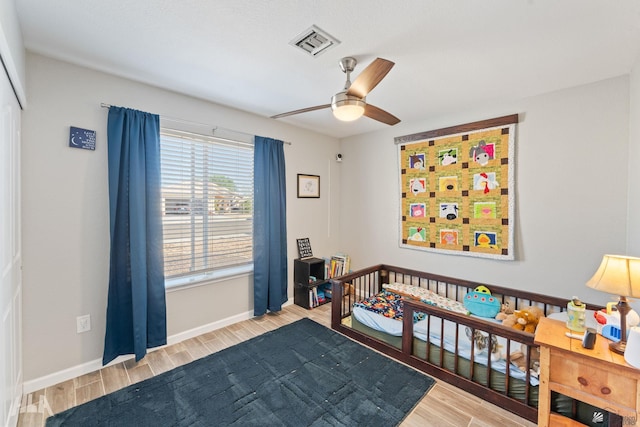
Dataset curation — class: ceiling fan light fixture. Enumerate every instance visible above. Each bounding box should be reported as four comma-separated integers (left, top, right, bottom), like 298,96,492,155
331,93,365,122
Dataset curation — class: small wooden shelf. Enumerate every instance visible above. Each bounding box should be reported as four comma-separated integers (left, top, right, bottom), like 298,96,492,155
293,258,330,309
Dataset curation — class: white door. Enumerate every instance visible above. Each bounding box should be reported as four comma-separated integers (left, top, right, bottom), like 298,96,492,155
0,64,22,427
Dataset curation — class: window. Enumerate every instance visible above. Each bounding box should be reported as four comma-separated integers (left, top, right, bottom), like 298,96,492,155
160,128,253,285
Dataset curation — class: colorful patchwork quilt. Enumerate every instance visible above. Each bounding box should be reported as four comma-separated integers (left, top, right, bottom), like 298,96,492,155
353,290,426,323
383,282,470,315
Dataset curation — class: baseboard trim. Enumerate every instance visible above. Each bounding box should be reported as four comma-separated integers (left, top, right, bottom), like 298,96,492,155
21,302,293,394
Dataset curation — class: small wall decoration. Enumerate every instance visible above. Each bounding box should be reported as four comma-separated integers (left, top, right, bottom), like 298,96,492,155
297,174,320,198
69,126,96,151
296,238,313,259
395,115,517,260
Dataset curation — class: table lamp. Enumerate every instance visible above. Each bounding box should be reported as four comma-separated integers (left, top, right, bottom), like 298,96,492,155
586,254,640,354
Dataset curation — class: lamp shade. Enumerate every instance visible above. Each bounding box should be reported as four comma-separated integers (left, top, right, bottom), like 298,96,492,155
333,104,365,121
586,254,640,298
331,92,365,122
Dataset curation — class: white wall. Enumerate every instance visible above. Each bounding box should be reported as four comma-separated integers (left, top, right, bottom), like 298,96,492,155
21,53,341,385
339,76,630,307
627,58,640,255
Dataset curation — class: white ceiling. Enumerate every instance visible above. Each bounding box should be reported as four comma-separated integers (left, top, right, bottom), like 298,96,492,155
15,0,640,139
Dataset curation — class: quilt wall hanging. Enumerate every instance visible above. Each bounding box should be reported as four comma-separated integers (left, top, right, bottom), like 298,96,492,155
396,114,517,260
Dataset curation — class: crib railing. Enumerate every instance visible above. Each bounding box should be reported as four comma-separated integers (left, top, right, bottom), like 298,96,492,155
401,299,539,418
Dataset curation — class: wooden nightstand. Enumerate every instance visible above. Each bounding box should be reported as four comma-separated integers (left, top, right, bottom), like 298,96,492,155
535,317,640,426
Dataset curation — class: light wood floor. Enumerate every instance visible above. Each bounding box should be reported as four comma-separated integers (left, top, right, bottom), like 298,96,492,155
17,303,537,427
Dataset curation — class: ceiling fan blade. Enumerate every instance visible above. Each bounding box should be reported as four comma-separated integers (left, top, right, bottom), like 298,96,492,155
270,104,331,119
346,58,394,99
363,104,401,126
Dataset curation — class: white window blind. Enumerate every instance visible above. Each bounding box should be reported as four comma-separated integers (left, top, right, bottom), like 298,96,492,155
160,128,254,281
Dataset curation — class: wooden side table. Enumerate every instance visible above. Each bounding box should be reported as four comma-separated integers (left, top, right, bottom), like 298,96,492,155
535,317,640,426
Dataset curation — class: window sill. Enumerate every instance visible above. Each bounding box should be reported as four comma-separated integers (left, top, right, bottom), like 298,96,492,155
165,264,254,292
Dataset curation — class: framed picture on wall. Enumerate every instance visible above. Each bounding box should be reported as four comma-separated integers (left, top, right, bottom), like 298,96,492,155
297,174,320,198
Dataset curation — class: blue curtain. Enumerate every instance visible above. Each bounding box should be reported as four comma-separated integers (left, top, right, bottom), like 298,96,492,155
253,136,288,316
103,106,167,365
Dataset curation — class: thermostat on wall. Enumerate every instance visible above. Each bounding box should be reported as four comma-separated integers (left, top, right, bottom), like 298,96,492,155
69,126,96,151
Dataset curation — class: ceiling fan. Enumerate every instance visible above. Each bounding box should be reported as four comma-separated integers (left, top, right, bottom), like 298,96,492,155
271,57,401,126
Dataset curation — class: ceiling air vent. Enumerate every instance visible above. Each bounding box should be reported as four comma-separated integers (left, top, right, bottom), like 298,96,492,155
290,25,340,57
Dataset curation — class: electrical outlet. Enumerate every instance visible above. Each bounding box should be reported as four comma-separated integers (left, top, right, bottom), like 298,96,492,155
76,315,91,333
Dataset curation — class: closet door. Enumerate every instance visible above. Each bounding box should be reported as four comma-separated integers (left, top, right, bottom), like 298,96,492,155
0,64,22,427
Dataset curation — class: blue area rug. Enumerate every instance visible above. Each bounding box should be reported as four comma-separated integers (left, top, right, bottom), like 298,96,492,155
46,318,434,426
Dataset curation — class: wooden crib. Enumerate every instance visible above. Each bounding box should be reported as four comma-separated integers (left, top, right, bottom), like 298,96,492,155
330,264,606,423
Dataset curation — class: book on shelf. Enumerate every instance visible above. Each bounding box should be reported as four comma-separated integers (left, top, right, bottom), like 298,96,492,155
323,283,332,299
323,257,331,279
327,253,350,278
307,287,313,308
307,285,330,308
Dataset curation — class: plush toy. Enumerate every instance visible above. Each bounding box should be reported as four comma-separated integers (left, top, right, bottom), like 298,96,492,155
513,311,537,333
465,327,503,362
463,285,501,318
501,312,518,328
500,312,517,328
522,305,544,321
510,344,541,378
495,302,514,321
342,282,355,298
501,306,544,333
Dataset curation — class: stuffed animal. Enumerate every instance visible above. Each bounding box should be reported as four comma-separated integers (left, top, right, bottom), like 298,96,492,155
521,305,544,321
342,282,355,298
495,302,514,321
510,344,541,378
500,312,518,328
513,311,537,333
463,285,501,318
465,327,503,362
501,306,545,333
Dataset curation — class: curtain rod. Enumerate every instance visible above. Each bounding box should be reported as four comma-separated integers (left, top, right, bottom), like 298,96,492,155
100,103,292,145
